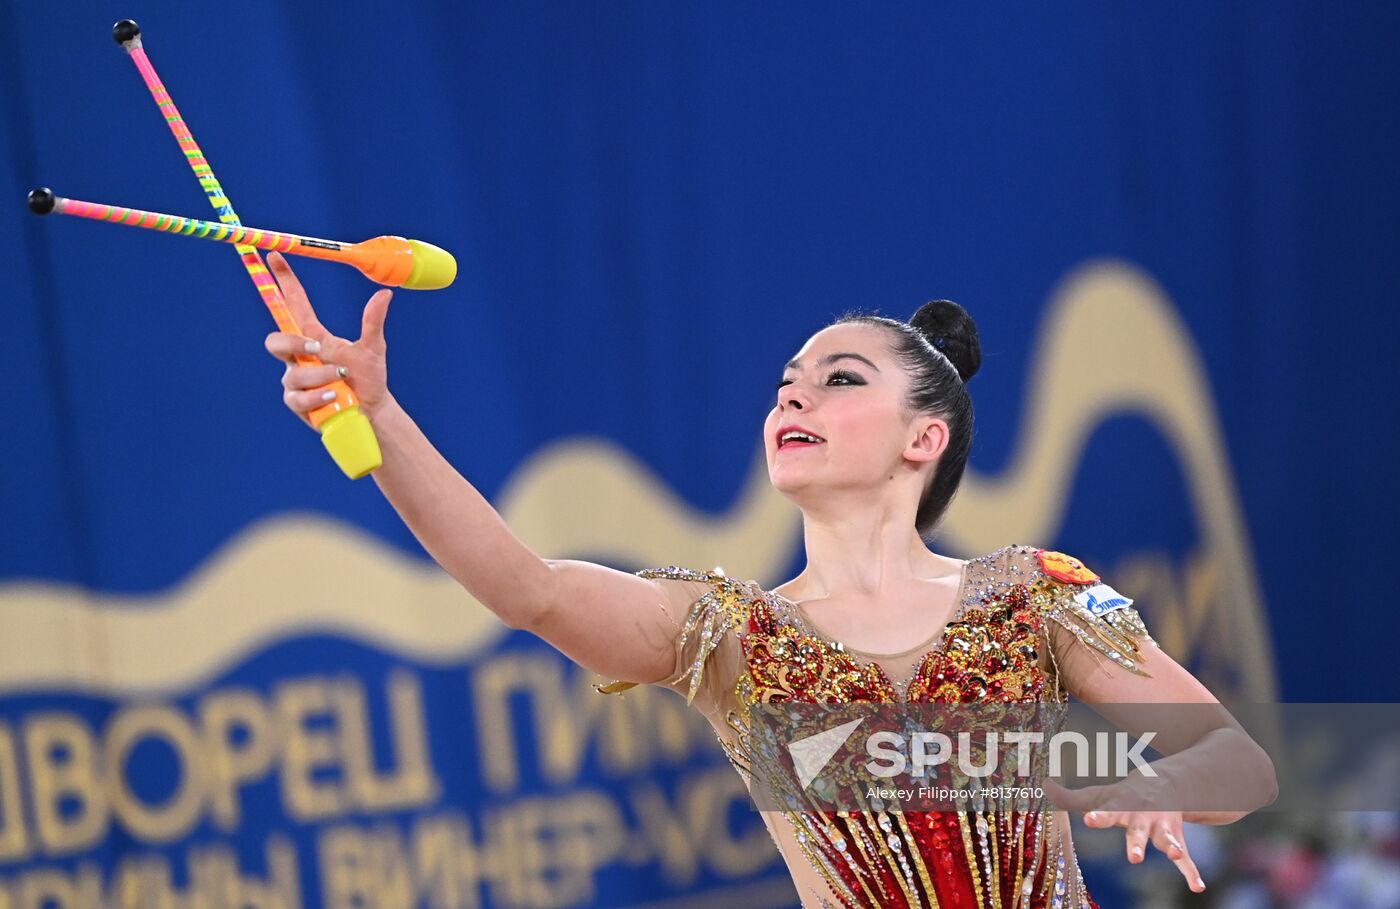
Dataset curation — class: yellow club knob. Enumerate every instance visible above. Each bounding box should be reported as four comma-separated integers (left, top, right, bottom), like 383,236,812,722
404,238,458,290
319,406,382,479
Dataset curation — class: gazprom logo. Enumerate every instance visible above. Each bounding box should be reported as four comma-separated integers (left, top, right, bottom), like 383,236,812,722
1074,583,1132,616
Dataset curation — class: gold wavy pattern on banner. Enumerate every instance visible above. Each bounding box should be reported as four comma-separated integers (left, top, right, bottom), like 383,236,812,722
0,516,505,695
946,262,1277,701
0,260,1274,700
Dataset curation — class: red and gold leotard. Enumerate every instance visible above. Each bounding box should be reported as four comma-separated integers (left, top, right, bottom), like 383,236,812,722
597,544,1158,908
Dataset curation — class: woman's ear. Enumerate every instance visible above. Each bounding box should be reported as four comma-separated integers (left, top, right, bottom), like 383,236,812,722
905,416,950,464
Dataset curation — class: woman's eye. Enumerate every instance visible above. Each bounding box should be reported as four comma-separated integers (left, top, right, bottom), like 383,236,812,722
776,371,863,391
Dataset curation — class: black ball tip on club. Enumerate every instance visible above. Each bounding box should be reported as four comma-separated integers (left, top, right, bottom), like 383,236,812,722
27,188,56,216
112,19,140,44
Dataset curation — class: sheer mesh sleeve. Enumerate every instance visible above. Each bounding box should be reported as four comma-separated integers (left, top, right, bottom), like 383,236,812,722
1029,550,1160,690
592,567,753,719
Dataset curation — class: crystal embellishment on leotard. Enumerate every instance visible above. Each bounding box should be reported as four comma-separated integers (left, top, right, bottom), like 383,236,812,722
594,545,1145,907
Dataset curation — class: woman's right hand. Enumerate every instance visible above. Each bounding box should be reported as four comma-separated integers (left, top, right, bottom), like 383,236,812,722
262,250,395,424
257,249,699,690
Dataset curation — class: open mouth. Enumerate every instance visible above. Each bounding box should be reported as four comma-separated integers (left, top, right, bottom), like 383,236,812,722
776,428,827,451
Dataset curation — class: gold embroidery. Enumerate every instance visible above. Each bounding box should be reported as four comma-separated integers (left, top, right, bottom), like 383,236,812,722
590,545,1153,906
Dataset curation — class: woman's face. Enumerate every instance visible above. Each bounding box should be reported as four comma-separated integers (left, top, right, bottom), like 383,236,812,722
764,322,944,502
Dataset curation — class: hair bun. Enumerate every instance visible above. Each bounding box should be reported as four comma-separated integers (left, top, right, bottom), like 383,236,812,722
910,300,981,382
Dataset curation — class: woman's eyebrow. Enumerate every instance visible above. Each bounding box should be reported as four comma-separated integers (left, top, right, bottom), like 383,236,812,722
783,352,881,372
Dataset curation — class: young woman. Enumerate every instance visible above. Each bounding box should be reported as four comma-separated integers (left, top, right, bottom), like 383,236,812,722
262,251,1276,908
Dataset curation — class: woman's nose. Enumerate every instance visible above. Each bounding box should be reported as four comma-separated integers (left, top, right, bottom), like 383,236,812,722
779,387,806,410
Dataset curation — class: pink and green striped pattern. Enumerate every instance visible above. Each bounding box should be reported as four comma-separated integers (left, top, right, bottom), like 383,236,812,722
120,39,296,331
55,196,310,252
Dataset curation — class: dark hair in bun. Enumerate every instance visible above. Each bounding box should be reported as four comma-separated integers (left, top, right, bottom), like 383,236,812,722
909,299,981,382
833,300,980,536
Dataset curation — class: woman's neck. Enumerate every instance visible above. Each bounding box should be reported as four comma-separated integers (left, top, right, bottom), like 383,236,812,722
791,504,950,600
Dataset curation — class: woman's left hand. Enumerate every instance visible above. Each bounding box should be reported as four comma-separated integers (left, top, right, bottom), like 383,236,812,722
1085,808,1205,894
1045,777,1207,893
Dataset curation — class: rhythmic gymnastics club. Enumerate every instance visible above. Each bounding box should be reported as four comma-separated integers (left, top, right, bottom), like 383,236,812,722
26,190,457,291
112,19,380,479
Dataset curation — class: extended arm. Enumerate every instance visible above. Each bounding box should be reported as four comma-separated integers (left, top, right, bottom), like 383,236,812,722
263,251,694,686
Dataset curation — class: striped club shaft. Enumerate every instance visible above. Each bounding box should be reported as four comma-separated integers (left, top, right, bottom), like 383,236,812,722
58,197,303,252
125,47,297,336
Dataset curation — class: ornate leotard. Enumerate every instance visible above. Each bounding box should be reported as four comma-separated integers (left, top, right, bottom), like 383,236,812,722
597,544,1157,908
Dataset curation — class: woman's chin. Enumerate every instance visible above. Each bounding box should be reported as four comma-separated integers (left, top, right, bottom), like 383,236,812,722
767,464,820,497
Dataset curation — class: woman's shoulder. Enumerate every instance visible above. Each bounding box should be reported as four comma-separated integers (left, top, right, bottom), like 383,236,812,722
972,543,1105,584
636,564,765,594
956,545,1127,613
634,564,767,623
635,564,726,583
616,565,764,705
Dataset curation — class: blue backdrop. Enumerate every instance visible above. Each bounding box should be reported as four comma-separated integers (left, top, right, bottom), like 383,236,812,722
4,3,1398,908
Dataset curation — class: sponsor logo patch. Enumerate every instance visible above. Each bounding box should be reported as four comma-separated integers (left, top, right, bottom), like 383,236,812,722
1074,583,1134,616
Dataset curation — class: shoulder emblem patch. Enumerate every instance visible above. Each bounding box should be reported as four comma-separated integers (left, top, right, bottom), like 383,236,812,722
1073,583,1133,616
1036,550,1101,585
